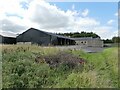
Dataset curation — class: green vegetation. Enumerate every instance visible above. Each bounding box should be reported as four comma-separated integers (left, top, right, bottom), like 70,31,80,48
103,36,120,44
112,37,120,43
2,45,118,88
57,31,100,38
57,31,120,44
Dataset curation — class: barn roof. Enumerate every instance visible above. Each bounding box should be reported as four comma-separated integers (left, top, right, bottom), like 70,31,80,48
0,34,16,38
24,28,74,40
47,33,74,40
0,31,17,38
71,37,101,41
18,28,101,41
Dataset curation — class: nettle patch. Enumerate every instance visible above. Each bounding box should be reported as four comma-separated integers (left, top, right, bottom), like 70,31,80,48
35,51,87,69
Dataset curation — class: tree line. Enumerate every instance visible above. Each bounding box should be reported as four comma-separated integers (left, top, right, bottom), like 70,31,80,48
103,37,120,43
56,31,100,38
56,31,120,43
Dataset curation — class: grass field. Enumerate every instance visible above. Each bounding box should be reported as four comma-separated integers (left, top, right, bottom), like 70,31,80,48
1,44,119,88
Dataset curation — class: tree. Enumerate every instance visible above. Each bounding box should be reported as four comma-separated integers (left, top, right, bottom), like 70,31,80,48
103,39,113,43
56,31,100,38
112,36,120,43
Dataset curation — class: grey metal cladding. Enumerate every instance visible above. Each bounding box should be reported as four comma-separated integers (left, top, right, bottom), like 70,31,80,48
0,35,2,43
17,28,51,45
16,28,76,45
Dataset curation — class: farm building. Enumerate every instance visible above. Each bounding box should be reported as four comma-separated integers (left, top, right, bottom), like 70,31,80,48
72,37,103,47
17,28,75,45
0,35,16,44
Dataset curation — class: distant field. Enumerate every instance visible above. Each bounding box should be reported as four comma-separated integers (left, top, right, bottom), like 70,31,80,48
1,44,119,88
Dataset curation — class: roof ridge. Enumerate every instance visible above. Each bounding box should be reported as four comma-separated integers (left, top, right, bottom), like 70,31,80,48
26,28,73,40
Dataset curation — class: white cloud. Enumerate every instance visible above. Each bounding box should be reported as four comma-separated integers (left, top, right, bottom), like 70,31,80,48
81,9,89,17
0,14,28,33
25,1,98,31
0,0,117,39
26,1,71,29
0,30,17,37
113,30,118,37
107,19,115,25
114,12,118,16
76,17,100,26
0,0,26,18
93,26,114,39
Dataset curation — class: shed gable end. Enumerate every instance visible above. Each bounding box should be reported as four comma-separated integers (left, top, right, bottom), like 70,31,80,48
17,29,51,45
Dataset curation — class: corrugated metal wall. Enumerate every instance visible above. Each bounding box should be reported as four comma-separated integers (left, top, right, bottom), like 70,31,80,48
16,28,75,46
0,36,16,44
17,28,52,45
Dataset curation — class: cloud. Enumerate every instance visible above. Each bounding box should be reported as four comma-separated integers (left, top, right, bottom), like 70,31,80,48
26,1,75,29
0,31,17,37
114,12,118,16
26,1,98,31
1,19,26,32
76,17,100,26
0,0,117,39
81,9,89,17
0,0,26,18
0,13,28,34
107,19,115,25
93,26,114,39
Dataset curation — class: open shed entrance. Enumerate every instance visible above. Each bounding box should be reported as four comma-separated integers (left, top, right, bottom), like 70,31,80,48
57,37,75,45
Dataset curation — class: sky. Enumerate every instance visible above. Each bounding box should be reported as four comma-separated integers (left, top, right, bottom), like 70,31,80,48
0,0,119,39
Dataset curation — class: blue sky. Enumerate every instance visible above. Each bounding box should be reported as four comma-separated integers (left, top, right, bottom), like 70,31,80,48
50,2,118,24
0,0,118,39
50,2,118,39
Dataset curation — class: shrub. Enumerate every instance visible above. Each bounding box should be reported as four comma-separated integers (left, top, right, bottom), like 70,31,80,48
2,45,118,88
43,51,86,69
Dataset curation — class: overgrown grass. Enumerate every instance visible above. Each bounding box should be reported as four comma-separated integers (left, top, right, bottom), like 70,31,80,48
71,47,118,88
1,45,118,88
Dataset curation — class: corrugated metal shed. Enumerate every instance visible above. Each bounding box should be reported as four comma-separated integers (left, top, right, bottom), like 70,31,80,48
0,35,16,44
17,28,75,45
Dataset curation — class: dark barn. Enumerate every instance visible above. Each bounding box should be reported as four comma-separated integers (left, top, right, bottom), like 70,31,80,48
17,28,75,46
0,35,16,44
